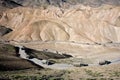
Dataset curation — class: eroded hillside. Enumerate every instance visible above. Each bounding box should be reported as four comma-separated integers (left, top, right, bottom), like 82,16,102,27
0,1,120,80
0,5,120,43
0,0,120,59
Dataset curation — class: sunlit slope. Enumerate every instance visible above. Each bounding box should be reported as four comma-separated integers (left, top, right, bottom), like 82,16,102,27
0,5,120,43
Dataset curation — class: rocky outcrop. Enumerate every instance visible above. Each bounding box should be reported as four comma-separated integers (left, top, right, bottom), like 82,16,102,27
0,43,39,71
0,25,12,36
0,0,22,8
1,0,120,8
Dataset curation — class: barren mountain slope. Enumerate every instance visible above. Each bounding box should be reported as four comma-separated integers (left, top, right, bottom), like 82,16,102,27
0,0,120,59
0,5,120,43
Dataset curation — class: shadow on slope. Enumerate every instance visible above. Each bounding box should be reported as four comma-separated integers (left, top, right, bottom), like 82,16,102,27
0,43,41,71
0,25,13,36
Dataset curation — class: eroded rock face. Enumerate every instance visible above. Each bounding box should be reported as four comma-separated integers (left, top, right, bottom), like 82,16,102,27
1,0,120,7
0,0,120,61
0,43,38,71
0,4,120,43
0,25,12,36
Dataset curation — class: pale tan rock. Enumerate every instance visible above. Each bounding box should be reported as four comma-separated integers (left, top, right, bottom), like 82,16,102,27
0,5,120,43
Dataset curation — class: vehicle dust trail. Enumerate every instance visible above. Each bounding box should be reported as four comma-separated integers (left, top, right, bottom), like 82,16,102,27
110,59,120,64
29,58,73,69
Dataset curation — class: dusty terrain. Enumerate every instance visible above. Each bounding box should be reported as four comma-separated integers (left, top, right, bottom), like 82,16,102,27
0,63,120,80
0,0,120,80
1,5,120,43
0,3,120,63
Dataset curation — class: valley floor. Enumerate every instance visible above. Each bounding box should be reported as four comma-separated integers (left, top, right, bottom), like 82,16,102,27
0,42,120,80
0,63,120,80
